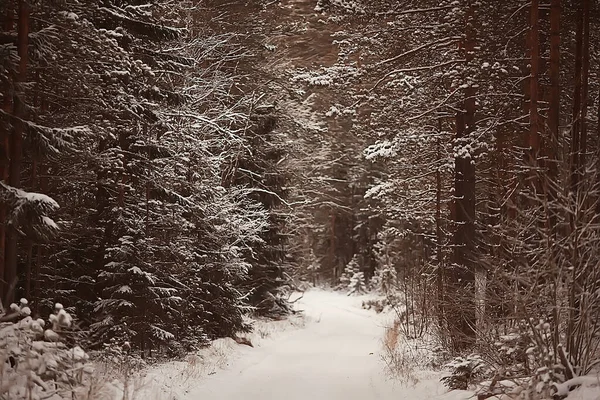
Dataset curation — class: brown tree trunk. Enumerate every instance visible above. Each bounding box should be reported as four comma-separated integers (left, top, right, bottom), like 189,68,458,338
0,2,15,301
436,121,444,324
25,157,37,299
543,0,562,360
4,0,29,304
597,85,600,216
34,163,46,316
547,0,560,230
435,120,444,324
330,212,336,278
570,2,584,194
529,0,540,181
567,0,590,367
578,0,590,175
450,0,477,350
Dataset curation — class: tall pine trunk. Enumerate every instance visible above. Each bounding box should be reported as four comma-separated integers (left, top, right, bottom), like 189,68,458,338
4,0,28,303
569,2,584,194
436,121,444,325
0,2,14,301
450,0,477,350
529,0,540,183
547,0,560,232
545,0,561,360
578,0,590,176
567,0,591,368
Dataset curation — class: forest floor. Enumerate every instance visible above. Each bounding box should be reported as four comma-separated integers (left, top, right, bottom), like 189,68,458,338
124,290,473,400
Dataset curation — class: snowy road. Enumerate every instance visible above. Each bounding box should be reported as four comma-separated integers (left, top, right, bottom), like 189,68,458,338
183,290,469,400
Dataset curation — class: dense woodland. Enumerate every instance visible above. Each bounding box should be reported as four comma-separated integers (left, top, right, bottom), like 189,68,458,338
0,0,599,397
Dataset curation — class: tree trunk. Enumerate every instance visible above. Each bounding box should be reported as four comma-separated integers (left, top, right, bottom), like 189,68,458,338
547,0,560,234
0,2,14,301
450,0,477,349
570,2,584,194
529,0,540,181
330,211,336,278
567,0,590,368
436,121,444,325
578,0,590,177
597,86,600,216
34,163,47,316
25,157,37,299
4,0,29,304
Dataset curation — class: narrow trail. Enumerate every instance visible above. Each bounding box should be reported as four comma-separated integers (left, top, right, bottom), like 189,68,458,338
183,290,469,400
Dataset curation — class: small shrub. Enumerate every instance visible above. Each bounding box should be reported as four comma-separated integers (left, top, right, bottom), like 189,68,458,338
441,355,491,390
477,319,574,399
362,294,402,313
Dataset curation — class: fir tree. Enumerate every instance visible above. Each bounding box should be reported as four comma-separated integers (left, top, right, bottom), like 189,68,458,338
347,271,367,296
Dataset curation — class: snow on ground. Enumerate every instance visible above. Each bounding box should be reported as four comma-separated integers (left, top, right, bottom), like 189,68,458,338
173,289,470,400
112,289,600,400
563,376,600,400
107,311,307,400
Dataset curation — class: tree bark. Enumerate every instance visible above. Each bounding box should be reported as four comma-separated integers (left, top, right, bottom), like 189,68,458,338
578,0,590,176
529,0,540,181
3,0,28,304
570,2,584,194
0,2,14,301
597,83,600,216
547,0,560,232
450,0,477,349
567,0,590,367
597,86,600,216
25,157,37,299
436,121,444,325
330,211,336,278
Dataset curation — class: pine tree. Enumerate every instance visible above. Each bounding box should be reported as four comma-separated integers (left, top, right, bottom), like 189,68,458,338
373,265,397,295
339,254,360,289
347,270,367,296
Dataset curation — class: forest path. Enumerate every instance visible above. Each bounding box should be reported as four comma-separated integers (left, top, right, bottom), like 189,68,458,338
183,290,469,400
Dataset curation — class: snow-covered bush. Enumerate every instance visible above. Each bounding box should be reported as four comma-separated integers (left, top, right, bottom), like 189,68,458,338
362,293,402,313
440,355,491,390
520,320,569,400
93,341,146,373
474,319,587,400
0,300,98,399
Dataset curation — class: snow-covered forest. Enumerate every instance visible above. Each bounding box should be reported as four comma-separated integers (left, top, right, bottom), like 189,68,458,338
0,0,599,399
